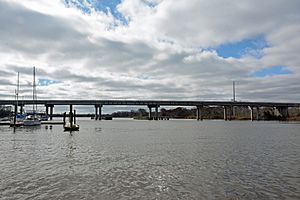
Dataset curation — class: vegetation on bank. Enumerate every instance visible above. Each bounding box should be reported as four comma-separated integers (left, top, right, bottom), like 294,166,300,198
110,106,300,121
1,105,300,121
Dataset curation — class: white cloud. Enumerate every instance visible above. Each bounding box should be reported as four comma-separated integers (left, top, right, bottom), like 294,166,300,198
0,0,299,109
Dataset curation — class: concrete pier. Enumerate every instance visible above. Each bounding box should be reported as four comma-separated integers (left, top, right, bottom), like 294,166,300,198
223,106,228,121
148,106,152,120
95,105,98,120
249,106,254,121
223,106,233,121
46,105,49,115
95,105,103,120
48,105,54,120
99,105,102,120
148,104,159,120
155,105,160,120
19,104,24,114
196,106,203,121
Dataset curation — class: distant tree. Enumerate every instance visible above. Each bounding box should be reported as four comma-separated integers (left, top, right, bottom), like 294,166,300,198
137,108,147,116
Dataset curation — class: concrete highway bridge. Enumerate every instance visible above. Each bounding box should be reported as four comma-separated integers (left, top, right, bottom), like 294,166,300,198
0,100,299,121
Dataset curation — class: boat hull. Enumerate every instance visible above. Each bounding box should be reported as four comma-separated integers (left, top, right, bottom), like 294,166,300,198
23,120,41,126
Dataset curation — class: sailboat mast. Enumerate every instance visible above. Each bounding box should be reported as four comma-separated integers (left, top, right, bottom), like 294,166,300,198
32,66,37,112
16,72,19,109
232,80,236,102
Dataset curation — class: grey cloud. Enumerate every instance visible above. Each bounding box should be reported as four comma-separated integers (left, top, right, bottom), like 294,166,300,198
0,0,299,103
0,1,87,55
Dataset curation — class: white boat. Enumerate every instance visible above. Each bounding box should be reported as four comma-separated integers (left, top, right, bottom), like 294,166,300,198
24,114,41,126
24,67,41,126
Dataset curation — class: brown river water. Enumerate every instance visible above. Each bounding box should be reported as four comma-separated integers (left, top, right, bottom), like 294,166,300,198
0,119,299,199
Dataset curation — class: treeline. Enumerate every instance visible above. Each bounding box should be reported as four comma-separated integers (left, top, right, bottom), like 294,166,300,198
110,107,228,119
110,106,300,120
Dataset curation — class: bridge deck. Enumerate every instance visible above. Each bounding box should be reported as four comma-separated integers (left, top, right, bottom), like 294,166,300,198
0,100,299,107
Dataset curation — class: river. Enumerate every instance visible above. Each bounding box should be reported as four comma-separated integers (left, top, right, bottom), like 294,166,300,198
0,119,299,199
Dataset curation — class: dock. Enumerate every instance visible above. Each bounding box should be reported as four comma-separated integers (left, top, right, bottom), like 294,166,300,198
0,121,63,126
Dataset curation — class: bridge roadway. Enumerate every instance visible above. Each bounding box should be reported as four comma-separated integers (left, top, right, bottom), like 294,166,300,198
1,100,299,121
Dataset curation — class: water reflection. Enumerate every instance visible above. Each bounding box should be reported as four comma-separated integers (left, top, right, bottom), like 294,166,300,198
45,125,53,130
94,127,102,133
0,120,299,199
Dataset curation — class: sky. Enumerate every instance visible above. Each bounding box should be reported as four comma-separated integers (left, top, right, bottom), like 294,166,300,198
0,0,300,113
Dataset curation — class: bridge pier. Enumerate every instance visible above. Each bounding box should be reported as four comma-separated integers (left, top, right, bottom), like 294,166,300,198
95,105,98,120
223,106,228,121
256,107,260,121
223,106,233,121
46,105,49,115
49,105,54,120
155,105,159,120
19,104,24,114
95,105,103,120
249,106,254,121
148,105,159,120
99,105,102,120
196,106,203,121
148,106,152,120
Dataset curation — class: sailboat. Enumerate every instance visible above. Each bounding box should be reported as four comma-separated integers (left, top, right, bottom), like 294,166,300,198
23,67,41,126
10,72,26,127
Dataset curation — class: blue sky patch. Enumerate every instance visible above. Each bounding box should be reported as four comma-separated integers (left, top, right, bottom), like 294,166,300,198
38,79,61,86
64,0,128,25
214,35,269,59
253,66,293,77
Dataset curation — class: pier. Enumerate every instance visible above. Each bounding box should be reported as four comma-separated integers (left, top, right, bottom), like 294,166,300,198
1,100,299,121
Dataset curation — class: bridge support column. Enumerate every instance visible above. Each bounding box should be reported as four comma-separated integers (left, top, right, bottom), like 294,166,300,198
49,105,54,120
249,106,254,121
19,104,24,114
45,105,49,115
154,105,160,120
98,105,102,120
147,105,159,120
276,106,289,120
95,105,98,120
148,106,152,120
196,106,203,121
256,107,260,121
223,106,228,121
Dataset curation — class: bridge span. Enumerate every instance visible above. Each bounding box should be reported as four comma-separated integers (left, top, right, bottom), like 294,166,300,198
1,100,299,121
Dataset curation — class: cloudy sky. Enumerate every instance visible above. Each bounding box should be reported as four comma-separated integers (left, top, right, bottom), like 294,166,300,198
1,0,300,108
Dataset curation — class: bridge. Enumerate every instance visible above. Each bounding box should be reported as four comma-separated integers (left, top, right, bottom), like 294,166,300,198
1,100,299,121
